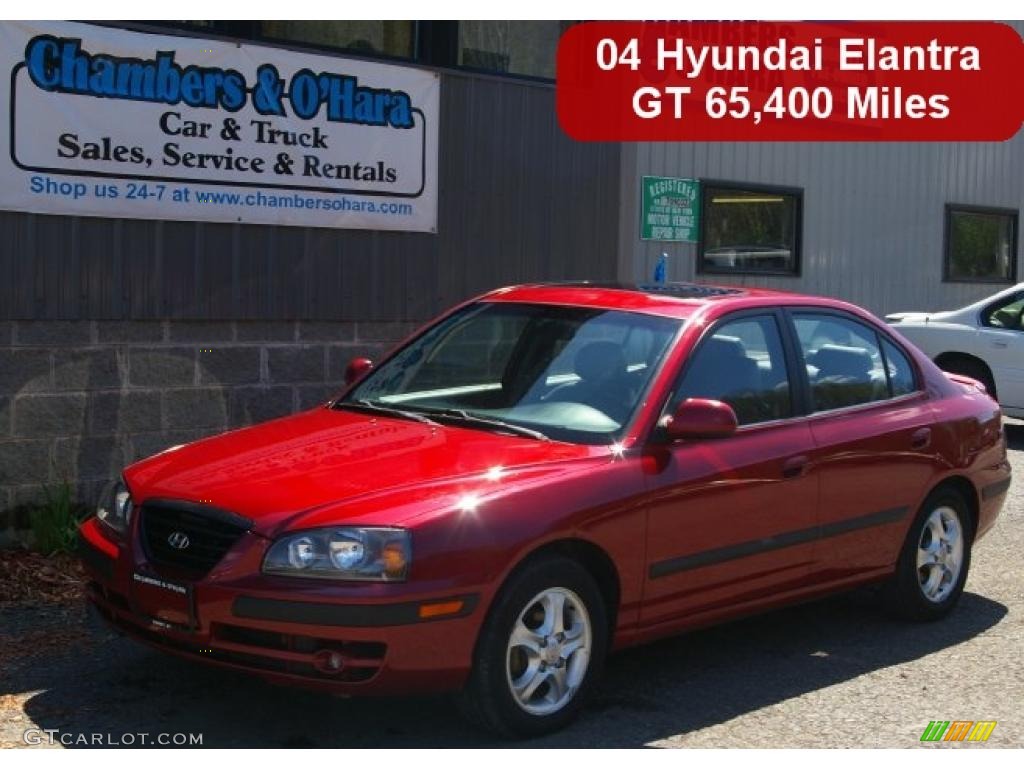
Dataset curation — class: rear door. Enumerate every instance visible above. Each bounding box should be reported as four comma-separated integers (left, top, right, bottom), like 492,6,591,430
641,311,820,627
788,310,938,578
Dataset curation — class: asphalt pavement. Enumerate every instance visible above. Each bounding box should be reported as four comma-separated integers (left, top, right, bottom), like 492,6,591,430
2,426,1022,748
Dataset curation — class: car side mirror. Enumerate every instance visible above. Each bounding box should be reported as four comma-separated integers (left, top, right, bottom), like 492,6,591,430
664,398,738,440
344,357,374,386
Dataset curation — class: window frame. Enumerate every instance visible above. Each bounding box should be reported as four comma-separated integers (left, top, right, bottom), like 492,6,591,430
943,204,1019,285
784,308,924,418
697,179,804,278
645,306,929,446
653,308,805,439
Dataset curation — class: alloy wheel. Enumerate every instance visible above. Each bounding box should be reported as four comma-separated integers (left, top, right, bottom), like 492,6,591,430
505,587,592,716
917,505,964,603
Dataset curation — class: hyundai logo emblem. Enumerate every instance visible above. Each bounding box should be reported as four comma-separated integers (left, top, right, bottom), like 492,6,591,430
167,531,191,550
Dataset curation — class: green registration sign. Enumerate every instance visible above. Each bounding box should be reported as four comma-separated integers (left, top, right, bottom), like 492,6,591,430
640,176,700,242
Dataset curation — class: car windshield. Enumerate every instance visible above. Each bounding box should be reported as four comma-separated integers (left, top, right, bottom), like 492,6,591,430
338,302,681,444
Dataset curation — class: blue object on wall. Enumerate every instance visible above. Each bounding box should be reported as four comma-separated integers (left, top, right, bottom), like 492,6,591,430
653,253,669,285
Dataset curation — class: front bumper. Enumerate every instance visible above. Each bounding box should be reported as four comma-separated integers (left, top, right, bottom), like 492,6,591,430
78,517,483,695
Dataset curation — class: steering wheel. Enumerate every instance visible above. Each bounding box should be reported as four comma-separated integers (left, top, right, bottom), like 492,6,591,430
543,379,632,424
540,380,576,402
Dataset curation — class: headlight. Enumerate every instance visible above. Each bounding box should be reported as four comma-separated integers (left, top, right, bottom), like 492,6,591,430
96,478,133,535
263,527,410,581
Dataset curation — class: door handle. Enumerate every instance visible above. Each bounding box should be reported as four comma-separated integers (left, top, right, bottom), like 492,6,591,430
782,455,809,479
993,340,1008,349
911,427,932,450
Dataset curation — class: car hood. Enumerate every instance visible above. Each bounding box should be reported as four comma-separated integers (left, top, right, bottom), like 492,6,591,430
125,407,597,535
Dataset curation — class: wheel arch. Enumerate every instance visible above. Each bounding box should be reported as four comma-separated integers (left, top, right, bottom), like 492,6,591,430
926,475,980,540
933,351,997,399
457,536,619,735
488,537,622,639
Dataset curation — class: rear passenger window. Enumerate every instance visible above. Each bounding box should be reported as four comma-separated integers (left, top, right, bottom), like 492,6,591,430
882,338,917,396
794,314,888,411
673,315,792,425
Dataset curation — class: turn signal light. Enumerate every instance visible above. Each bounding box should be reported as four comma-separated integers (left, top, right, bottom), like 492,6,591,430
418,600,465,620
382,542,408,577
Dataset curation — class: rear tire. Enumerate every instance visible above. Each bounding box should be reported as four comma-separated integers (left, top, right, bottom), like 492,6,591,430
937,356,997,401
457,555,608,738
881,487,973,622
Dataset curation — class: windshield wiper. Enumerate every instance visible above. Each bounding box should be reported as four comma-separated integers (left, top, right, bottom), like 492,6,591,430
415,407,549,441
336,399,441,426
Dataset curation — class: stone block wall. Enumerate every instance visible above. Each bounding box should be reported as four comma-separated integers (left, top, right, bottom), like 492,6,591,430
0,319,412,538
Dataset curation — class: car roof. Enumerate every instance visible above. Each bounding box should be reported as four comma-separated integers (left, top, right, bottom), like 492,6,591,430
481,281,846,320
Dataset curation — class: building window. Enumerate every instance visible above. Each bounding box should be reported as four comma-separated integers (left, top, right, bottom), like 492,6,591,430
457,21,572,79
260,21,415,59
155,22,573,79
699,182,802,276
944,205,1018,283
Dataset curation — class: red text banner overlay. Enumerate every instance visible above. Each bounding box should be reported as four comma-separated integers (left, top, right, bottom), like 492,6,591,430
556,21,1024,141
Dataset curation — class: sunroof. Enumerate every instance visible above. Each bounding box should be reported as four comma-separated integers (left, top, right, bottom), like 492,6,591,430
635,282,742,298
552,281,743,299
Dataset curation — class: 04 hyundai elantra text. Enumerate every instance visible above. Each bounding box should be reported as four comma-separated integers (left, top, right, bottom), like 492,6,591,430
79,282,1009,737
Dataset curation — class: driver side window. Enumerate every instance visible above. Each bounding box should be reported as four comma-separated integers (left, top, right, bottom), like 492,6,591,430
982,293,1024,330
672,315,793,426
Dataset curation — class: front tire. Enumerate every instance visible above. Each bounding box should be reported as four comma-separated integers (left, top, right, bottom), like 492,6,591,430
882,488,973,621
458,555,608,738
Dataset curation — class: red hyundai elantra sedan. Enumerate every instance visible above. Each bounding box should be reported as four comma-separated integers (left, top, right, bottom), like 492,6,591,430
78,282,1009,736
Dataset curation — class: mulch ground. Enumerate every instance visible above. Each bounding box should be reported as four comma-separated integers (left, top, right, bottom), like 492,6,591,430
0,549,85,606
0,549,92,671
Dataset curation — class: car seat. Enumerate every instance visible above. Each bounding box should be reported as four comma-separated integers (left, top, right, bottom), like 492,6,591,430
810,344,883,409
679,336,764,423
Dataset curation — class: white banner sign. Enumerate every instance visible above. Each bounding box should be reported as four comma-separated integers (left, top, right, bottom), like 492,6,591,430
0,21,439,231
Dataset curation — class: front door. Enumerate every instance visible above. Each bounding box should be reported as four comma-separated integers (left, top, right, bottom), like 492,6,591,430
641,312,819,628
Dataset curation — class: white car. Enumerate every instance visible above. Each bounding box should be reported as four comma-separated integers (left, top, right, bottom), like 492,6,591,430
887,283,1024,417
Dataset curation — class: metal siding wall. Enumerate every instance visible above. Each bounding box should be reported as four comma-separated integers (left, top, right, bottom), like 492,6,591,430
0,73,620,322
623,21,1024,317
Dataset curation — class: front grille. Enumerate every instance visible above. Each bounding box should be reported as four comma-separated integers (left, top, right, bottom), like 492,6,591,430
141,501,251,577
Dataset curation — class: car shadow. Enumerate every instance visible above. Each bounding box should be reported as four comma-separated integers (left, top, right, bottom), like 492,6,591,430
4,588,1007,748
